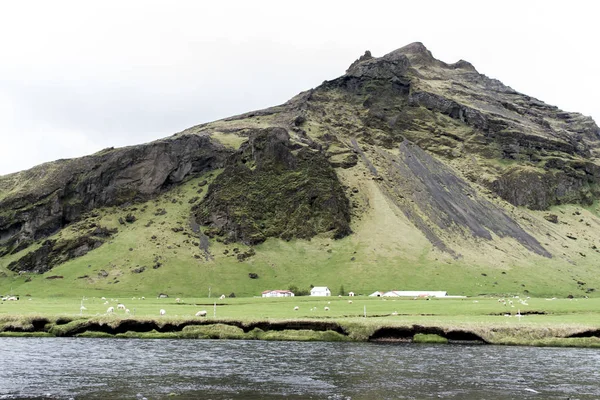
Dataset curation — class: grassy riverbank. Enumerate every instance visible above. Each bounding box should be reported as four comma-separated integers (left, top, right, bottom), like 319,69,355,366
1,295,599,347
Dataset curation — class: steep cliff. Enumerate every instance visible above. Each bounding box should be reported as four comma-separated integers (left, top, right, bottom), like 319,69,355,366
0,134,231,257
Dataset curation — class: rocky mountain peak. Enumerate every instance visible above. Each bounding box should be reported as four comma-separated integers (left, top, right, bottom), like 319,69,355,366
395,41,432,56
384,41,437,65
346,50,374,73
345,41,482,81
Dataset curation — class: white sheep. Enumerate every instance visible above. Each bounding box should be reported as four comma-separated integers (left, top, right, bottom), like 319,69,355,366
141,296,145,300
324,306,330,311
117,303,126,310
219,294,226,300
107,306,115,313
195,310,207,317
176,298,181,303
160,309,166,315
294,306,299,311
125,309,130,314
101,297,106,300
348,300,353,304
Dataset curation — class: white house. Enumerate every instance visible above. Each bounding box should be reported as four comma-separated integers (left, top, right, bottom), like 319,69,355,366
262,290,295,298
310,287,331,296
369,291,385,297
348,291,355,297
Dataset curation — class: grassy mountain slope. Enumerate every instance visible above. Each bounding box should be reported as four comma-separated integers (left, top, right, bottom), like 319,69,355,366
2,42,600,298
2,168,599,298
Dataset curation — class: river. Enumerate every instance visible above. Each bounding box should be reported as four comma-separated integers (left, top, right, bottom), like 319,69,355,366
0,338,598,399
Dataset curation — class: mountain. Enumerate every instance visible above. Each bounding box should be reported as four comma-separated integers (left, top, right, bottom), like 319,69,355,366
1,42,600,298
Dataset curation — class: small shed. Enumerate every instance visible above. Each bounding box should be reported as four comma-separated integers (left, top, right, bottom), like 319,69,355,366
262,290,295,298
310,287,331,296
348,291,355,297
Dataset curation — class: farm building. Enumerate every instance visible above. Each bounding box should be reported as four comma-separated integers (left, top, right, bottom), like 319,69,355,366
348,292,355,297
369,291,385,297
262,290,295,298
383,291,447,298
310,287,331,296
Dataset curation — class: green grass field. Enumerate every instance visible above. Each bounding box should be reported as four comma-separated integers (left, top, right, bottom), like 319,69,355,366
2,294,598,323
1,294,599,347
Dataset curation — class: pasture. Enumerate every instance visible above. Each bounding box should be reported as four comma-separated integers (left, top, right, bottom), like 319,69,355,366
2,294,599,327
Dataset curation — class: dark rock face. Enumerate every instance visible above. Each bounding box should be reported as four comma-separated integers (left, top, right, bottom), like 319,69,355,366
492,166,600,210
194,128,351,245
379,142,550,257
408,91,489,132
0,135,231,255
7,226,117,274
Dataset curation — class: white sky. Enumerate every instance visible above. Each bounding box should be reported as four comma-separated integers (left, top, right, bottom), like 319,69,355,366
0,0,598,175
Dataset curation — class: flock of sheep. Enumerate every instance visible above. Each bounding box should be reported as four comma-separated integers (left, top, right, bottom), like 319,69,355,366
90,296,357,317
92,296,209,317
92,295,348,317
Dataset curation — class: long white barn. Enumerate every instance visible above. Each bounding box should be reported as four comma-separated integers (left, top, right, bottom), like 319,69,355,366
369,291,448,298
262,290,295,298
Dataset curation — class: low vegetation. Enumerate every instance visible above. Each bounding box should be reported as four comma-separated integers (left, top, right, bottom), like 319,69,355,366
1,295,599,347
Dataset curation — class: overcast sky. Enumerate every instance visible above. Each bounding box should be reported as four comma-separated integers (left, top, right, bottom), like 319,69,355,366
0,0,598,175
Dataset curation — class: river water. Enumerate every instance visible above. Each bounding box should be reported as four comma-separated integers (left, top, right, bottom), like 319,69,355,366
0,338,598,399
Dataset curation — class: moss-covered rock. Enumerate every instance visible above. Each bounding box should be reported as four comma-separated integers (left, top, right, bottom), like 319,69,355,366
194,128,351,245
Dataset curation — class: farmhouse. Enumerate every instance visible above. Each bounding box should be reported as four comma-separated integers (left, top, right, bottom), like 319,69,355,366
310,287,331,296
262,290,295,298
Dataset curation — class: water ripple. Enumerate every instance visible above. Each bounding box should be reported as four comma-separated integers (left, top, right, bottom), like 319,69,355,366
0,339,598,399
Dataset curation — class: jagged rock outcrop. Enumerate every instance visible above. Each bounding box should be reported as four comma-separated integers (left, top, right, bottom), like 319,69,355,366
7,226,117,274
0,134,231,256
194,128,351,245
